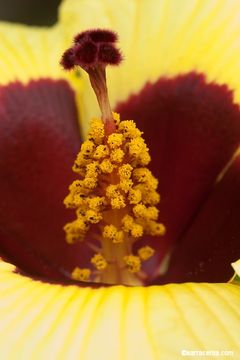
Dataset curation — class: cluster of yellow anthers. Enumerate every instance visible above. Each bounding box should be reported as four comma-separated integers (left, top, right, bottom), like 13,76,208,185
64,113,165,283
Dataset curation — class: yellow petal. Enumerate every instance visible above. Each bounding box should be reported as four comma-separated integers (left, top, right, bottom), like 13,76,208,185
60,0,240,137
0,259,239,359
0,23,65,83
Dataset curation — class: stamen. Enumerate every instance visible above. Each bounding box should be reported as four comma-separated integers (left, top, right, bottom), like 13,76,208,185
61,30,165,286
124,255,141,273
63,112,165,285
72,267,91,281
91,253,108,270
138,246,155,261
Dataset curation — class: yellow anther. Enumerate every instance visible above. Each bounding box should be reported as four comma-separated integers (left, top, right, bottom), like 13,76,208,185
118,164,133,179
72,153,89,173
80,140,95,158
99,159,114,173
68,180,81,190
64,188,88,208
88,119,105,144
146,206,159,220
147,177,158,190
63,194,73,208
91,253,108,270
147,222,166,236
76,207,88,217
133,168,152,183
128,137,148,159
106,184,118,198
133,170,158,191
131,223,143,237
154,222,166,236
85,210,102,224
113,230,124,243
133,204,147,218
142,190,160,205
64,219,87,234
63,193,83,209
86,161,99,176
93,145,109,159
119,179,133,193
80,163,99,190
112,112,120,126
103,225,124,243
138,246,155,261
133,204,159,220
107,133,123,148
138,150,151,166
103,224,118,239
119,120,142,139
110,148,125,163
128,188,142,204
82,177,98,189
68,180,88,195
88,196,105,211
134,183,160,205
111,194,126,209
122,214,143,237
122,215,134,232
71,267,91,281
64,219,89,244
124,255,141,273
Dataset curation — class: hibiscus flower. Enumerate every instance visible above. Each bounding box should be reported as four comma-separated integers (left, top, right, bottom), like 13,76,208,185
0,0,239,358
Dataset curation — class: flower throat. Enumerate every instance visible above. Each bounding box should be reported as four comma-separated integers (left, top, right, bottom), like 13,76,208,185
61,29,165,286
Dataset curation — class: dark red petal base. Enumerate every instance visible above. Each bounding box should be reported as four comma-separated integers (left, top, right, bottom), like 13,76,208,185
154,155,240,284
117,72,240,283
0,79,84,280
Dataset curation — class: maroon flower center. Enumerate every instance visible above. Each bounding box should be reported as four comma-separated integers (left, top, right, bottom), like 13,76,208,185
0,72,240,286
0,31,240,285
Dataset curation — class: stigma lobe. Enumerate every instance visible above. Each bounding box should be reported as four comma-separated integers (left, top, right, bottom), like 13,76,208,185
61,29,122,71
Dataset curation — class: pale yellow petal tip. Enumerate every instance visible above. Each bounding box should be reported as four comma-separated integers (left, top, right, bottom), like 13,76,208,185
229,259,240,285
231,259,240,276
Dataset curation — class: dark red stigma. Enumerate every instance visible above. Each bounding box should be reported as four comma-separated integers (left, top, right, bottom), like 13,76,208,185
61,29,122,71
60,48,76,70
74,29,118,44
89,29,118,43
75,42,98,65
98,43,123,65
